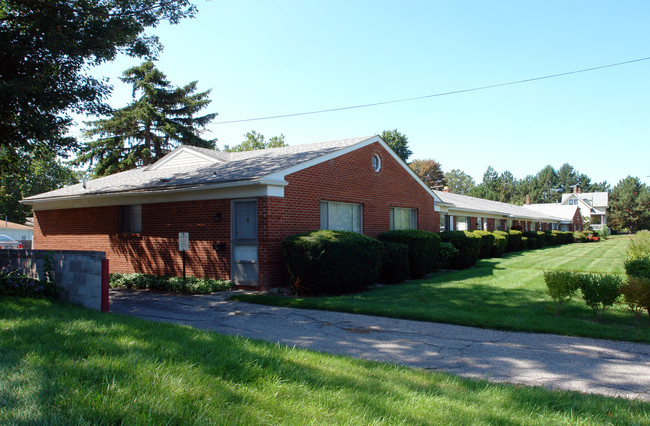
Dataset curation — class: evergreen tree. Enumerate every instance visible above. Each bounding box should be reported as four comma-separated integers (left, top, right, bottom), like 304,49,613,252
74,62,216,176
609,176,650,232
380,129,412,162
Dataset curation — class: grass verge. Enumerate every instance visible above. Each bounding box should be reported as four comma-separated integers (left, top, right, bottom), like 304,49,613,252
1,298,648,424
233,236,650,343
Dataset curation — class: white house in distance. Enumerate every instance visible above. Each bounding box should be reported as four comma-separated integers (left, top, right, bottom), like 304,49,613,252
560,187,609,231
1,219,33,247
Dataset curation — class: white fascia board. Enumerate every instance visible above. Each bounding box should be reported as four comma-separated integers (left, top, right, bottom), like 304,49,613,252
445,207,510,218
28,180,287,211
264,135,443,204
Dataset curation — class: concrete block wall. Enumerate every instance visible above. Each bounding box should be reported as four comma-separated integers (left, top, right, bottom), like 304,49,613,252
0,249,107,311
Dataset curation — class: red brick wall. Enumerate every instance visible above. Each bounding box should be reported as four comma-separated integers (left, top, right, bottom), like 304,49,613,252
256,142,439,288
33,142,439,289
34,200,232,279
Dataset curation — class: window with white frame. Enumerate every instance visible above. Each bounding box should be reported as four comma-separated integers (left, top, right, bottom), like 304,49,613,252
390,207,417,230
456,216,467,231
119,204,142,233
320,201,362,233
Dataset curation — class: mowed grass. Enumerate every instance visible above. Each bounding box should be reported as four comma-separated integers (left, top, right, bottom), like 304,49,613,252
1,298,649,424
233,236,650,343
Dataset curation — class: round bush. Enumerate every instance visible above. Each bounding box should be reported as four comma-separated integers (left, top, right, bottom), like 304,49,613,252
283,230,383,296
491,234,507,257
507,230,523,251
439,231,481,269
378,230,440,278
472,230,495,259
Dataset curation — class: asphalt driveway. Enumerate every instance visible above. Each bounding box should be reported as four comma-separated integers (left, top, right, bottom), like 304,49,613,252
110,288,650,402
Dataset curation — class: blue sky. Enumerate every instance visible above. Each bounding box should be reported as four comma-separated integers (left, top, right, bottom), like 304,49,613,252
82,1,650,187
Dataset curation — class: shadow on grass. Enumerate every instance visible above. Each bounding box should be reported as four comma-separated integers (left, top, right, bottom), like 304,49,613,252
1,298,648,424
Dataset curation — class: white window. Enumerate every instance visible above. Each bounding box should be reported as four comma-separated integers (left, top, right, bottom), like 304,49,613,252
119,204,142,233
390,207,417,230
456,216,467,231
372,154,381,172
320,201,362,233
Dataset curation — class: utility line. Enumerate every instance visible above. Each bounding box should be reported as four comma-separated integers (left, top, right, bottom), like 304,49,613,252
214,56,650,125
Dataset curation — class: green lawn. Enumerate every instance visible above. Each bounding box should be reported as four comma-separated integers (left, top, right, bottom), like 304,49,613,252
233,236,650,343
1,298,648,424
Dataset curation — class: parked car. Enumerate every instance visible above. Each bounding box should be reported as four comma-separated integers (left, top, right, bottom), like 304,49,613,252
0,235,23,249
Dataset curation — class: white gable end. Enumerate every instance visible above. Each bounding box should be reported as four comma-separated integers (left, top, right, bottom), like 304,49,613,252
150,147,221,171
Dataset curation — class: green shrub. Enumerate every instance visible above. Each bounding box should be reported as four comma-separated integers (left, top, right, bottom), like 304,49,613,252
379,242,410,284
546,233,557,246
620,276,650,319
573,231,587,243
520,236,529,250
578,273,622,318
472,230,495,258
624,259,650,279
598,227,609,240
563,231,575,244
378,230,440,278
506,230,522,251
523,231,546,248
109,273,232,294
543,270,581,314
491,234,507,257
0,265,59,299
551,230,565,245
527,237,537,250
439,231,481,269
437,242,459,269
283,230,383,295
626,230,650,261
492,231,510,252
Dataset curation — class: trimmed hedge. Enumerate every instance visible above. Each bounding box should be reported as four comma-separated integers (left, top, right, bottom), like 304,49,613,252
546,233,557,246
493,231,510,251
439,231,481,269
437,242,459,269
507,230,523,251
527,237,537,250
491,234,507,257
378,230,440,278
379,242,410,284
472,230,495,259
524,231,546,248
109,273,232,294
283,230,383,295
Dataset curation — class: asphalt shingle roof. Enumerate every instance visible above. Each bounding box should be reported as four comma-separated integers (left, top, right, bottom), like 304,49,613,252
24,136,375,202
433,190,564,221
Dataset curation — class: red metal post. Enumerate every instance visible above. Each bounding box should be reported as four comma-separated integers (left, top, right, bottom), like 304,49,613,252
101,258,109,312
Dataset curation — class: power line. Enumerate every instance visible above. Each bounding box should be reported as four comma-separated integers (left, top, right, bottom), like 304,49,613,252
214,56,650,125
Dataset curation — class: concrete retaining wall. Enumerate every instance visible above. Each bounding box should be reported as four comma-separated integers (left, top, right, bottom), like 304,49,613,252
0,249,108,311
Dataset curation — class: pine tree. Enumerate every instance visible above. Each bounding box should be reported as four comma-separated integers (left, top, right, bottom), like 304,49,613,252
74,61,216,176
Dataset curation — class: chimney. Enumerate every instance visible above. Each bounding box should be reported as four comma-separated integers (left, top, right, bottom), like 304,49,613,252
525,194,530,205
573,185,578,194
578,187,582,194
443,186,450,193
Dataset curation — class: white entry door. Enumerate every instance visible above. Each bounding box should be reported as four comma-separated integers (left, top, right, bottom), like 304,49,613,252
231,200,258,286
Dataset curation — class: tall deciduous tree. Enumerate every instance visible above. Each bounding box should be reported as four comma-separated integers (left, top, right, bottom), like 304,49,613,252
224,131,288,152
74,61,216,176
0,0,197,163
409,159,446,190
444,169,475,195
609,176,650,232
380,129,412,162
0,147,80,223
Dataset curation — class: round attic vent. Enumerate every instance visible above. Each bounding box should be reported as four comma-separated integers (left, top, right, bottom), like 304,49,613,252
372,154,381,172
